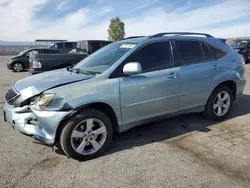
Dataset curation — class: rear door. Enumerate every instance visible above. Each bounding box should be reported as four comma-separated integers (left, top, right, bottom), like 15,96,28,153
174,40,221,111
119,41,181,125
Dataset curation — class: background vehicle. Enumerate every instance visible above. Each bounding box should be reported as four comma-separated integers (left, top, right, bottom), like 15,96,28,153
29,53,87,74
3,32,246,161
77,40,112,54
48,41,77,53
228,39,250,63
6,48,60,72
29,40,112,74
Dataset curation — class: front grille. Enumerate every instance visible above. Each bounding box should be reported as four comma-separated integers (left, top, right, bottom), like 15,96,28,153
5,86,20,102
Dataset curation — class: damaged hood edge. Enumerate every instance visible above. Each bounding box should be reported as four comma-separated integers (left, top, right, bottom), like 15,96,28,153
13,69,95,102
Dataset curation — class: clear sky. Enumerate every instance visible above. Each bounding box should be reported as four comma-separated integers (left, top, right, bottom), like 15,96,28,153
0,0,249,41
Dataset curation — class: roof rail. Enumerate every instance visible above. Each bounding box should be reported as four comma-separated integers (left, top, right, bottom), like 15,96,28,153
149,32,214,38
122,36,145,40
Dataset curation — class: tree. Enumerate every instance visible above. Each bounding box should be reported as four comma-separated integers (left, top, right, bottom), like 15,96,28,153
108,17,125,41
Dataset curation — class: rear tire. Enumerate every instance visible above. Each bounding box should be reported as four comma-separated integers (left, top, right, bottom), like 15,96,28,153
204,85,233,121
60,108,113,161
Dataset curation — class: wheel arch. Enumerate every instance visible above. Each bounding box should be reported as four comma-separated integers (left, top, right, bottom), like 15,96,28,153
211,80,237,101
54,102,119,145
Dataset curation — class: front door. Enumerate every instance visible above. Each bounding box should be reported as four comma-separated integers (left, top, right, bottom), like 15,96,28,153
119,41,181,125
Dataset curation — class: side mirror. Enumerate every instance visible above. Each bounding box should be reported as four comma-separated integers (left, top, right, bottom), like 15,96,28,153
26,53,29,57
123,62,142,75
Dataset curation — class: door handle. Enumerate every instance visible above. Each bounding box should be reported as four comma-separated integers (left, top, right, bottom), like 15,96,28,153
168,72,179,79
213,65,219,70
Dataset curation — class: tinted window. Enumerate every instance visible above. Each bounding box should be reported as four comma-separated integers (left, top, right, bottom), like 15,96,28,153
100,41,111,48
90,41,101,53
209,45,226,59
201,43,214,61
65,42,73,48
175,41,203,65
74,42,136,74
56,43,63,49
128,41,172,73
32,50,39,54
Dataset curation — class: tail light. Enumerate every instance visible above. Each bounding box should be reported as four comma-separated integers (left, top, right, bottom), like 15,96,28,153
32,60,42,68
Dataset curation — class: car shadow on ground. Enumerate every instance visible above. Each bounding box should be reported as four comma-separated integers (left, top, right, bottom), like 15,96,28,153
54,94,250,160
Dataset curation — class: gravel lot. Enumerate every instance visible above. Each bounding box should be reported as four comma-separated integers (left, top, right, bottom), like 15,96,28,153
0,55,250,188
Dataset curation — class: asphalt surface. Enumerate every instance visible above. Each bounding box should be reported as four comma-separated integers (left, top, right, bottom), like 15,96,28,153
0,55,250,188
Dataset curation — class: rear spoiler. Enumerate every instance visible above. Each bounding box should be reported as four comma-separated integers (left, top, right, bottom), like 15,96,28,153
219,38,226,43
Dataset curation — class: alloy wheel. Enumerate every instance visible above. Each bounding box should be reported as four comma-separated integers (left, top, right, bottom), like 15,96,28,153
13,63,23,72
213,91,231,117
70,118,107,155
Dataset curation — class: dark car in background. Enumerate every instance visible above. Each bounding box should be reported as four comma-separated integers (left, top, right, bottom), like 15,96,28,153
29,40,112,74
6,48,60,72
77,40,112,54
29,53,87,74
228,39,250,63
48,41,77,53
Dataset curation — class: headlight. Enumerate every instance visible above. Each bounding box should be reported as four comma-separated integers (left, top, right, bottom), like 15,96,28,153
234,49,240,52
30,93,55,111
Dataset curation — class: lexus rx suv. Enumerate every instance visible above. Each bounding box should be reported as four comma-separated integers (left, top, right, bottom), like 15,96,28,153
3,32,246,161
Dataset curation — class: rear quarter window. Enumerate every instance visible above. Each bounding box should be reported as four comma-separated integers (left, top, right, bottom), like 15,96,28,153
208,44,226,59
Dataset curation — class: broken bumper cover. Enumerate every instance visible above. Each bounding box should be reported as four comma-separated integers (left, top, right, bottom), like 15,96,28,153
3,103,70,145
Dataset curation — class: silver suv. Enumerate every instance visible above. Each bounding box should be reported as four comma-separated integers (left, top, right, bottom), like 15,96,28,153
3,32,246,160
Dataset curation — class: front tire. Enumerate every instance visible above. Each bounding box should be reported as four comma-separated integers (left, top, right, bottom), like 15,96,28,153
12,62,24,72
204,85,233,121
60,108,113,161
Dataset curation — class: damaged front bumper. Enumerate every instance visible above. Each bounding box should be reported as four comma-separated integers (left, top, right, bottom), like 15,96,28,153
3,103,70,145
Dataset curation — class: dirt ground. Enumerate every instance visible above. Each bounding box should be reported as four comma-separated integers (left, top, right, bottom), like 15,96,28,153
0,55,250,188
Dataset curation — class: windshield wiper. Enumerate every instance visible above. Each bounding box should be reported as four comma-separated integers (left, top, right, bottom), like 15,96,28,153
67,67,92,75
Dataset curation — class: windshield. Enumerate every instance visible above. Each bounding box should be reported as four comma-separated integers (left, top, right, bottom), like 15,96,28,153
48,44,56,48
73,42,137,74
18,49,29,55
228,40,249,48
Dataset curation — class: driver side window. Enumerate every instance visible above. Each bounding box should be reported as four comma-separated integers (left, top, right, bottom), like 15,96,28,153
128,41,173,73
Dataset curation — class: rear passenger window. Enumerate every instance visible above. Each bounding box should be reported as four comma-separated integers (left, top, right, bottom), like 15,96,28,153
65,43,73,48
175,41,203,65
209,45,226,59
201,43,214,61
128,41,172,73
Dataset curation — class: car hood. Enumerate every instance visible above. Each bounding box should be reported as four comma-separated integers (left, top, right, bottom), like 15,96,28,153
9,54,22,60
14,69,95,100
